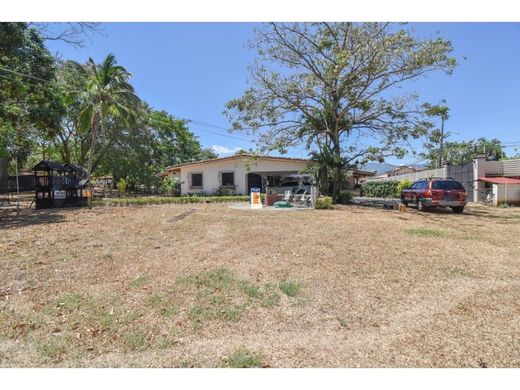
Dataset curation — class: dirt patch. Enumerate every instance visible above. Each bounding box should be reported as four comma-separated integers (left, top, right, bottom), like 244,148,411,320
166,208,196,223
1,203,520,367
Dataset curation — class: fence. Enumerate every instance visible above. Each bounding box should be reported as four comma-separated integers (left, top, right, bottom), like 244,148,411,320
369,167,447,182
8,175,35,192
503,159,520,177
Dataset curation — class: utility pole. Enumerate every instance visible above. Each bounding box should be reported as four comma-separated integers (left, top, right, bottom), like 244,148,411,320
438,116,445,169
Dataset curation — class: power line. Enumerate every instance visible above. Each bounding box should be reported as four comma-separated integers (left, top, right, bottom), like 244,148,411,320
0,65,84,93
188,126,255,142
170,113,255,140
0,65,55,84
1,64,255,141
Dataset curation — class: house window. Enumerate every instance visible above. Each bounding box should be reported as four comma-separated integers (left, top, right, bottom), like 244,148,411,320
221,172,235,187
190,173,203,188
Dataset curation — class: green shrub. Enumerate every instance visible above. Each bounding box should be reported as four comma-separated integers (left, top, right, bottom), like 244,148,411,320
315,196,333,209
160,176,180,196
95,195,250,207
397,179,412,194
336,191,353,204
361,181,400,198
214,186,234,196
116,177,127,196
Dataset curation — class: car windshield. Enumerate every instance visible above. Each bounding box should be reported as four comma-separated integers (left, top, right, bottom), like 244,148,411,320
432,180,465,190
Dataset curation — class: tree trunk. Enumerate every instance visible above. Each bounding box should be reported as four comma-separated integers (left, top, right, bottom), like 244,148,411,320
331,137,342,203
86,112,99,205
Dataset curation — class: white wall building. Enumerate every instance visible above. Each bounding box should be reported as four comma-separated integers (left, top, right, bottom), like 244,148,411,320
159,153,309,195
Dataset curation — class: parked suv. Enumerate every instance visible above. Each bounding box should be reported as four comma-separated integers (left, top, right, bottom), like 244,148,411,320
401,178,467,213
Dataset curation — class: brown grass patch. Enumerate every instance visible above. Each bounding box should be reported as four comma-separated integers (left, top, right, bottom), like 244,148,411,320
1,203,520,367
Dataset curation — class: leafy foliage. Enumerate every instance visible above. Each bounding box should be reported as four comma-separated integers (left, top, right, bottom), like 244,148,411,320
396,179,412,194
225,23,457,200
421,137,505,167
160,176,180,196
315,196,333,209
0,23,64,166
336,191,353,204
116,177,127,196
361,180,401,198
1,28,209,189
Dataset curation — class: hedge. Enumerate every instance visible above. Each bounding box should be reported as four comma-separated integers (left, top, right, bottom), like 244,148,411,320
361,180,412,198
95,195,250,207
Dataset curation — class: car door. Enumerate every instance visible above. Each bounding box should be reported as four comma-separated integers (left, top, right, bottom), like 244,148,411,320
405,182,419,203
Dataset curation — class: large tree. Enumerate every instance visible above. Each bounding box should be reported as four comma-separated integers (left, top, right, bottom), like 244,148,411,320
73,54,141,196
147,110,203,168
225,23,457,200
0,22,64,169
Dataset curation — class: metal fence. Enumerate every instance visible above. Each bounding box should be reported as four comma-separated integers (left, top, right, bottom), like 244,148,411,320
503,159,520,177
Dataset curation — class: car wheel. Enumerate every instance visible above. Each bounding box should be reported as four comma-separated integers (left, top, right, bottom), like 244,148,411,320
417,199,427,212
452,206,464,214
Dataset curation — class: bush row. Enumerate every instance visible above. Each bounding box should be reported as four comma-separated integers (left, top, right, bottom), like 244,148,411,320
96,195,250,207
361,179,412,198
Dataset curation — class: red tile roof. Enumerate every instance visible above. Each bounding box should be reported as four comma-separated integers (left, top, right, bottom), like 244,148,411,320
162,153,309,173
479,177,520,184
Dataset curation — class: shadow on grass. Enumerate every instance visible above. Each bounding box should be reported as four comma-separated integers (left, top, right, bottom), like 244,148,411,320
0,207,67,229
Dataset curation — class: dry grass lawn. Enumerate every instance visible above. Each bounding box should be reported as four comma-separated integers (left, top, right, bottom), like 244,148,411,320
1,202,520,367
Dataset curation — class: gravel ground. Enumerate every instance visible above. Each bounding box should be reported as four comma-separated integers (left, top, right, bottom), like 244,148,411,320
1,202,520,367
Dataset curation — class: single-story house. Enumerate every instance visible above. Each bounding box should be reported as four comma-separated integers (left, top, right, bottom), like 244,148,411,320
346,169,376,188
159,153,310,195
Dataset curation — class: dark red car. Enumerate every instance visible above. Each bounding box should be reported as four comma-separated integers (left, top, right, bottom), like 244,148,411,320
401,178,467,213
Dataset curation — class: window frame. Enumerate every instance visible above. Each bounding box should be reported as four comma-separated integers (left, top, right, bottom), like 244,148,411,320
220,171,235,188
190,172,203,189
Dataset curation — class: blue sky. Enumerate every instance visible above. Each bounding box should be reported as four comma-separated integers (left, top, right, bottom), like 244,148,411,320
46,23,520,165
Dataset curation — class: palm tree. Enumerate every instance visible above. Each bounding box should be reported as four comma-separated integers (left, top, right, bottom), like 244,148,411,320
73,54,141,202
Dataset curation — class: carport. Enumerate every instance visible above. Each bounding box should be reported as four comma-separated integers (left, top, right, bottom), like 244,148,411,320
478,176,520,206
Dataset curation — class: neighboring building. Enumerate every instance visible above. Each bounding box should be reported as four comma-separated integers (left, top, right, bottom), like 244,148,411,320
473,156,520,206
366,155,520,205
345,169,376,189
159,153,310,195
389,165,421,177
372,165,420,179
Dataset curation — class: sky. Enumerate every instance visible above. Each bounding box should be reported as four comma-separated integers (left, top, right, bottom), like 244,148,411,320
45,22,520,166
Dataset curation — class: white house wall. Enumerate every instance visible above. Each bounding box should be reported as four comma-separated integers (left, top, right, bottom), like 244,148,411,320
168,158,308,195
492,183,520,206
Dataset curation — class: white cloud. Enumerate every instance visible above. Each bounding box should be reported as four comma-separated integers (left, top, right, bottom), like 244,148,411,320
210,145,243,155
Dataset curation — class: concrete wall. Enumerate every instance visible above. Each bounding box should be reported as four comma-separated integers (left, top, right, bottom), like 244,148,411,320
369,167,447,182
492,183,520,206
167,157,308,195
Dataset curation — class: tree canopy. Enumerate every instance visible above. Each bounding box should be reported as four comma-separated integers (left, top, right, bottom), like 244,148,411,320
0,23,211,189
0,23,64,165
225,22,457,199
421,137,506,167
